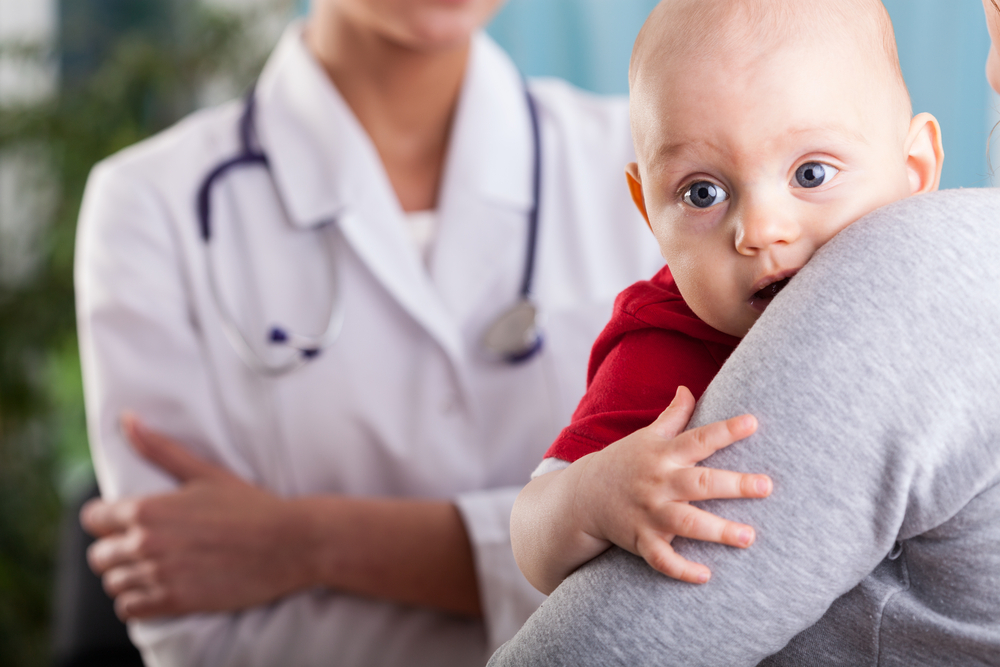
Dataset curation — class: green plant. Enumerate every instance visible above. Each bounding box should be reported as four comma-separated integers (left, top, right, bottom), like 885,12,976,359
0,4,281,664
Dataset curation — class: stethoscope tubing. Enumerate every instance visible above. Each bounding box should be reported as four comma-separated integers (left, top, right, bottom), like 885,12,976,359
518,88,542,301
197,80,542,375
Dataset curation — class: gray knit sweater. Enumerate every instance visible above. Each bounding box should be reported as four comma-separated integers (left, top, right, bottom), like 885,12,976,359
489,189,1000,666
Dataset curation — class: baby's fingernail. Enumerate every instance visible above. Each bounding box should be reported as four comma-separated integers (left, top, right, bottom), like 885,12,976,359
698,571,711,584
756,477,771,495
739,528,754,546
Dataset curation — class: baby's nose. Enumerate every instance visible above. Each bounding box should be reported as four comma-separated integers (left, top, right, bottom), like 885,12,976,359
735,206,802,255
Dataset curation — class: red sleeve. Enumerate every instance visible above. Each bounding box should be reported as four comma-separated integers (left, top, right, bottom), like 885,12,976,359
544,267,739,464
544,327,728,462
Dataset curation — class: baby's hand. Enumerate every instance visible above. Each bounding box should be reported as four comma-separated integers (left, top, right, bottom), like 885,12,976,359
573,386,771,584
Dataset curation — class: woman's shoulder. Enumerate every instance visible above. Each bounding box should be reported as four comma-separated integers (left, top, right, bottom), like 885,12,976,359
868,188,1000,226
79,98,247,254
527,77,629,121
836,188,1000,260
91,98,245,191
526,78,633,159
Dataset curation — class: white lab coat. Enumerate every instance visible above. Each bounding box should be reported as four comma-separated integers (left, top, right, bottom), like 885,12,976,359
75,24,663,667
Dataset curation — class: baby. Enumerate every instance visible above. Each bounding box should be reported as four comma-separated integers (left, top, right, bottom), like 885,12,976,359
512,0,944,595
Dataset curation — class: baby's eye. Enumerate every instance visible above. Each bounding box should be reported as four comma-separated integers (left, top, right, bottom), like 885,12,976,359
682,181,729,209
794,162,839,189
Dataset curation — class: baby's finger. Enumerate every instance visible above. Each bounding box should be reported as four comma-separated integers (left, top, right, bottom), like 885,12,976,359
668,467,772,501
635,533,711,584
671,413,758,465
661,503,756,549
648,386,698,440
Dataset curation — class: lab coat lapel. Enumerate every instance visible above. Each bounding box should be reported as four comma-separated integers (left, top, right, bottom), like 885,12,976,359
337,193,464,364
431,36,536,330
254,24,463,362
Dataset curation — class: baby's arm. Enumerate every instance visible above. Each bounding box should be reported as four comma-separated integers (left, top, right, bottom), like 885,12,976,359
512,386,771,595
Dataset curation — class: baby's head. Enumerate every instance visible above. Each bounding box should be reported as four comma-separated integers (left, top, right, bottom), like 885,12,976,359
626,0,944,337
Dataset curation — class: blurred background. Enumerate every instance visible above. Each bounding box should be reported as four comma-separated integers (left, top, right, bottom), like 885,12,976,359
0,0,996,665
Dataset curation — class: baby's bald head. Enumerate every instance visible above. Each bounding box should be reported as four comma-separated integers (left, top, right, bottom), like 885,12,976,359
630,0,905,89
629,0,911,160
620,0,944,339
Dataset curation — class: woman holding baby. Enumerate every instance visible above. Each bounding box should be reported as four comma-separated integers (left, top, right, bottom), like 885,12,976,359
493,0,1000,664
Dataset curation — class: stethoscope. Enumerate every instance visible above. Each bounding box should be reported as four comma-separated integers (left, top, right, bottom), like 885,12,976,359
196,83,544,376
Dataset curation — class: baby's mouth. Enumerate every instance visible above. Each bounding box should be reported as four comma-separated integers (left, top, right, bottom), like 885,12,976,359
749,276,794,313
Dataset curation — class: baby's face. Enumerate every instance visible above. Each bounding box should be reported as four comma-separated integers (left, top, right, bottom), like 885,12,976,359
629,38,940,338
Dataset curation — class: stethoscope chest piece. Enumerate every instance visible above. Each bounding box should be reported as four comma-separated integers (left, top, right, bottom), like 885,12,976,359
482,298,543,364
480,85,545,365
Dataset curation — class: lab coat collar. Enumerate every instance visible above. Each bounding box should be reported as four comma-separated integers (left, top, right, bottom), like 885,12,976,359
252,24,536,363
253,23,534,229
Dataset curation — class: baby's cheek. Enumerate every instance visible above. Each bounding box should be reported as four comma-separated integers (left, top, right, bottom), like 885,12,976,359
651,215,722,264
823,181,900,244
679,210,725,235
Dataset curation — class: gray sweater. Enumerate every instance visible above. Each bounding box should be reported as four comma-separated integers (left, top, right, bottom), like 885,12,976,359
489,189,1000,666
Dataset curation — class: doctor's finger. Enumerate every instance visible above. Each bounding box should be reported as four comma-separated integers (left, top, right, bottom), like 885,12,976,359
87,527,162,574
114,585,175,621
80,497,138,537
667,467,772,502
122,413,232,483
670,413,758,466
102,560,159,598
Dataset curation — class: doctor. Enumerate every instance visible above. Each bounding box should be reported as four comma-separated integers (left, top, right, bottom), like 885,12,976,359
75,0,765,665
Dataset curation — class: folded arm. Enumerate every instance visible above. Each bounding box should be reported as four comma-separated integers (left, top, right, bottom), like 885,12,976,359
76,161,534,665
82,416,481,618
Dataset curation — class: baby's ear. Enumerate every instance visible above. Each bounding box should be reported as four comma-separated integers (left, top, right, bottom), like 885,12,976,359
904,113,944,194
625,163,652,232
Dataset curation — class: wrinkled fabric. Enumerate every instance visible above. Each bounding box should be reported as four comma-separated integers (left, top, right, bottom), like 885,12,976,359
490,189,1000,666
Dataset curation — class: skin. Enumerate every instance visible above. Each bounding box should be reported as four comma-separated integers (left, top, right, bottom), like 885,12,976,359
84,416,484,617
627,23,942,338
986,0,1000,93
82,0,768,622
306,0,504,211
513,0,944,595
514,389,769,594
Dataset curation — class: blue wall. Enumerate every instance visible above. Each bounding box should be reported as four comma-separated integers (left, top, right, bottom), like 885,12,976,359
487,0,997,189
882,0,997,188
295,1,997,188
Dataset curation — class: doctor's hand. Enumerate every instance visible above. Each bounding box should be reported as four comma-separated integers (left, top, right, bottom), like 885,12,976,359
80,415,316,620
82,415,484,620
